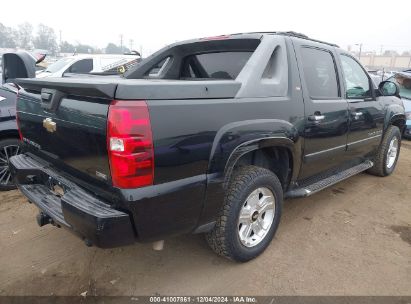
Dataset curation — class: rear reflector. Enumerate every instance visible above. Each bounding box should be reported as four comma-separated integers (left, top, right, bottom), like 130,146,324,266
107,100,154,189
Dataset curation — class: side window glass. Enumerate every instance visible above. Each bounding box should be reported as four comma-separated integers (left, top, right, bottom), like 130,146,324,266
301,47,339,99
69,59,93,74
340,55,371,99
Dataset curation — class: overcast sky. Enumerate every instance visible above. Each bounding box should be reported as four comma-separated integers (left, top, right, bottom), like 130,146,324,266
2,0,411,55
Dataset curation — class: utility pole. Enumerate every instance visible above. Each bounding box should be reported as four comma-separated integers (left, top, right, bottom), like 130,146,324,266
120,34,124,53
355,43,363,60
380,45,383,55
59,30,62,53
129,39,134,51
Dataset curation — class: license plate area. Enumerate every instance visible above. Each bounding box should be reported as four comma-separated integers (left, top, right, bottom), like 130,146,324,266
46,177,68,198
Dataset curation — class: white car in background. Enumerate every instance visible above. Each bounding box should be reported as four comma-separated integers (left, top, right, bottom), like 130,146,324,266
367,69,384,86
36,54,140,78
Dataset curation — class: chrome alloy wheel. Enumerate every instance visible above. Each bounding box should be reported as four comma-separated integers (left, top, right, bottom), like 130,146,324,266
237,187,275,248
386,137,398,169
0,145,20,186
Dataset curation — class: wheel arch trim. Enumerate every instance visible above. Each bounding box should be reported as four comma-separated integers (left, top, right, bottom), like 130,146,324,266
222,136,300,188
387,113,406,131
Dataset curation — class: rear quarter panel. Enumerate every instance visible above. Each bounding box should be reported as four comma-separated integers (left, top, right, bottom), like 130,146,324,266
146,94,305,231
144,37,305,231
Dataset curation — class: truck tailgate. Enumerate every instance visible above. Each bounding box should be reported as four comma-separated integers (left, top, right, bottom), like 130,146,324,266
16,78,117,185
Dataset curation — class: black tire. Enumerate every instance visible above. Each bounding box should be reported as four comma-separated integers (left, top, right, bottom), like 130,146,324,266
0,138,22,191
367,126,401,177
206,165,283,262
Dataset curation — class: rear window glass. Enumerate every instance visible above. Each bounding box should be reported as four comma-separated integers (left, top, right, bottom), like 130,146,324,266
181,52,253,80
68,59,93,74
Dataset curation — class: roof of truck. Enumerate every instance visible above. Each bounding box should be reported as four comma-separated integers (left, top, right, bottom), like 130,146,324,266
229,31,339,47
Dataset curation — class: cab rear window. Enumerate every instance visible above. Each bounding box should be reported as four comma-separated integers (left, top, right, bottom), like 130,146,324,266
180,52,253,80
125,38,260,80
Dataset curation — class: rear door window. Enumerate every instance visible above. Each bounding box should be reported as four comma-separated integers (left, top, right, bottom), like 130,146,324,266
181,52,253,80
67,59,93,74
301,47,339,99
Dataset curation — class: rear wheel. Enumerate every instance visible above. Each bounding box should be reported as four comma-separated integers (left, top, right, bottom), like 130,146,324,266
206,166,283,262
0,138,22,191
367,126,401,177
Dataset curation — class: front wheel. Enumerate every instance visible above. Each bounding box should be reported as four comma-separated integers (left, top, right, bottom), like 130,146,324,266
206,166,283,262
368,126,401,177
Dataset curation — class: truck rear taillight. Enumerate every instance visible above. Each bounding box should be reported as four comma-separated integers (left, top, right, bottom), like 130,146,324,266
16,113,23,141
107,100,154,189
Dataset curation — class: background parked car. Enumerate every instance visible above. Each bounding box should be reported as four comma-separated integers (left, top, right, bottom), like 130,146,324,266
386,72,411,139
368,70,383,86
36,53,141,78
0,51,43,190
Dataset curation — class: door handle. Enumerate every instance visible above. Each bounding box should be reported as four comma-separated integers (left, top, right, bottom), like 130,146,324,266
308,114,325,121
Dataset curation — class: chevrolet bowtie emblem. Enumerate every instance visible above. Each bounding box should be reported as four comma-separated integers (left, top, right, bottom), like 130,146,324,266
43,118,56,133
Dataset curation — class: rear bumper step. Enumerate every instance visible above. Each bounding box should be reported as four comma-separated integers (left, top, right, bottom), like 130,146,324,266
9,153,135,248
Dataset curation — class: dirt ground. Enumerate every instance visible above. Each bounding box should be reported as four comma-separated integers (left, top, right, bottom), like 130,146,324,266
0,145,410,296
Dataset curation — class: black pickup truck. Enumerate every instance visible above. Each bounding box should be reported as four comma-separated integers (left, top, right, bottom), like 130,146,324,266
9,32,405,262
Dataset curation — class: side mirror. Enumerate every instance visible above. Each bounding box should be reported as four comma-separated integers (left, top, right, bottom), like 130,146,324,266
379,81,400,97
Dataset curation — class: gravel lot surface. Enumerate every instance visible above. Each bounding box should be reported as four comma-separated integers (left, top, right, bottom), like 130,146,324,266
0,143,410,296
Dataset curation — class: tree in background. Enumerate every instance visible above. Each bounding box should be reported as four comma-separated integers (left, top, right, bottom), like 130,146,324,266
33,24,58,54
60,41,76,53
17,22,33,49
105,42,130,54
60,41,102,54
1,23,124,55
0,23,17,48
76,43,98,54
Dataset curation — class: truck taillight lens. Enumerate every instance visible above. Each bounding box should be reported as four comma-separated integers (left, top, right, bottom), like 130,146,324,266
16,113,23,141
107,100,154,189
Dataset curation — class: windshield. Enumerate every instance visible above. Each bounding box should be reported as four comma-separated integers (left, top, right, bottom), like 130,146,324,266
45,58,75,73
388,73,411,100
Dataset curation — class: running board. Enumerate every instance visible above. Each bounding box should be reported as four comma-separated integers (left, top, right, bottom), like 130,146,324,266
285,160,374,198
